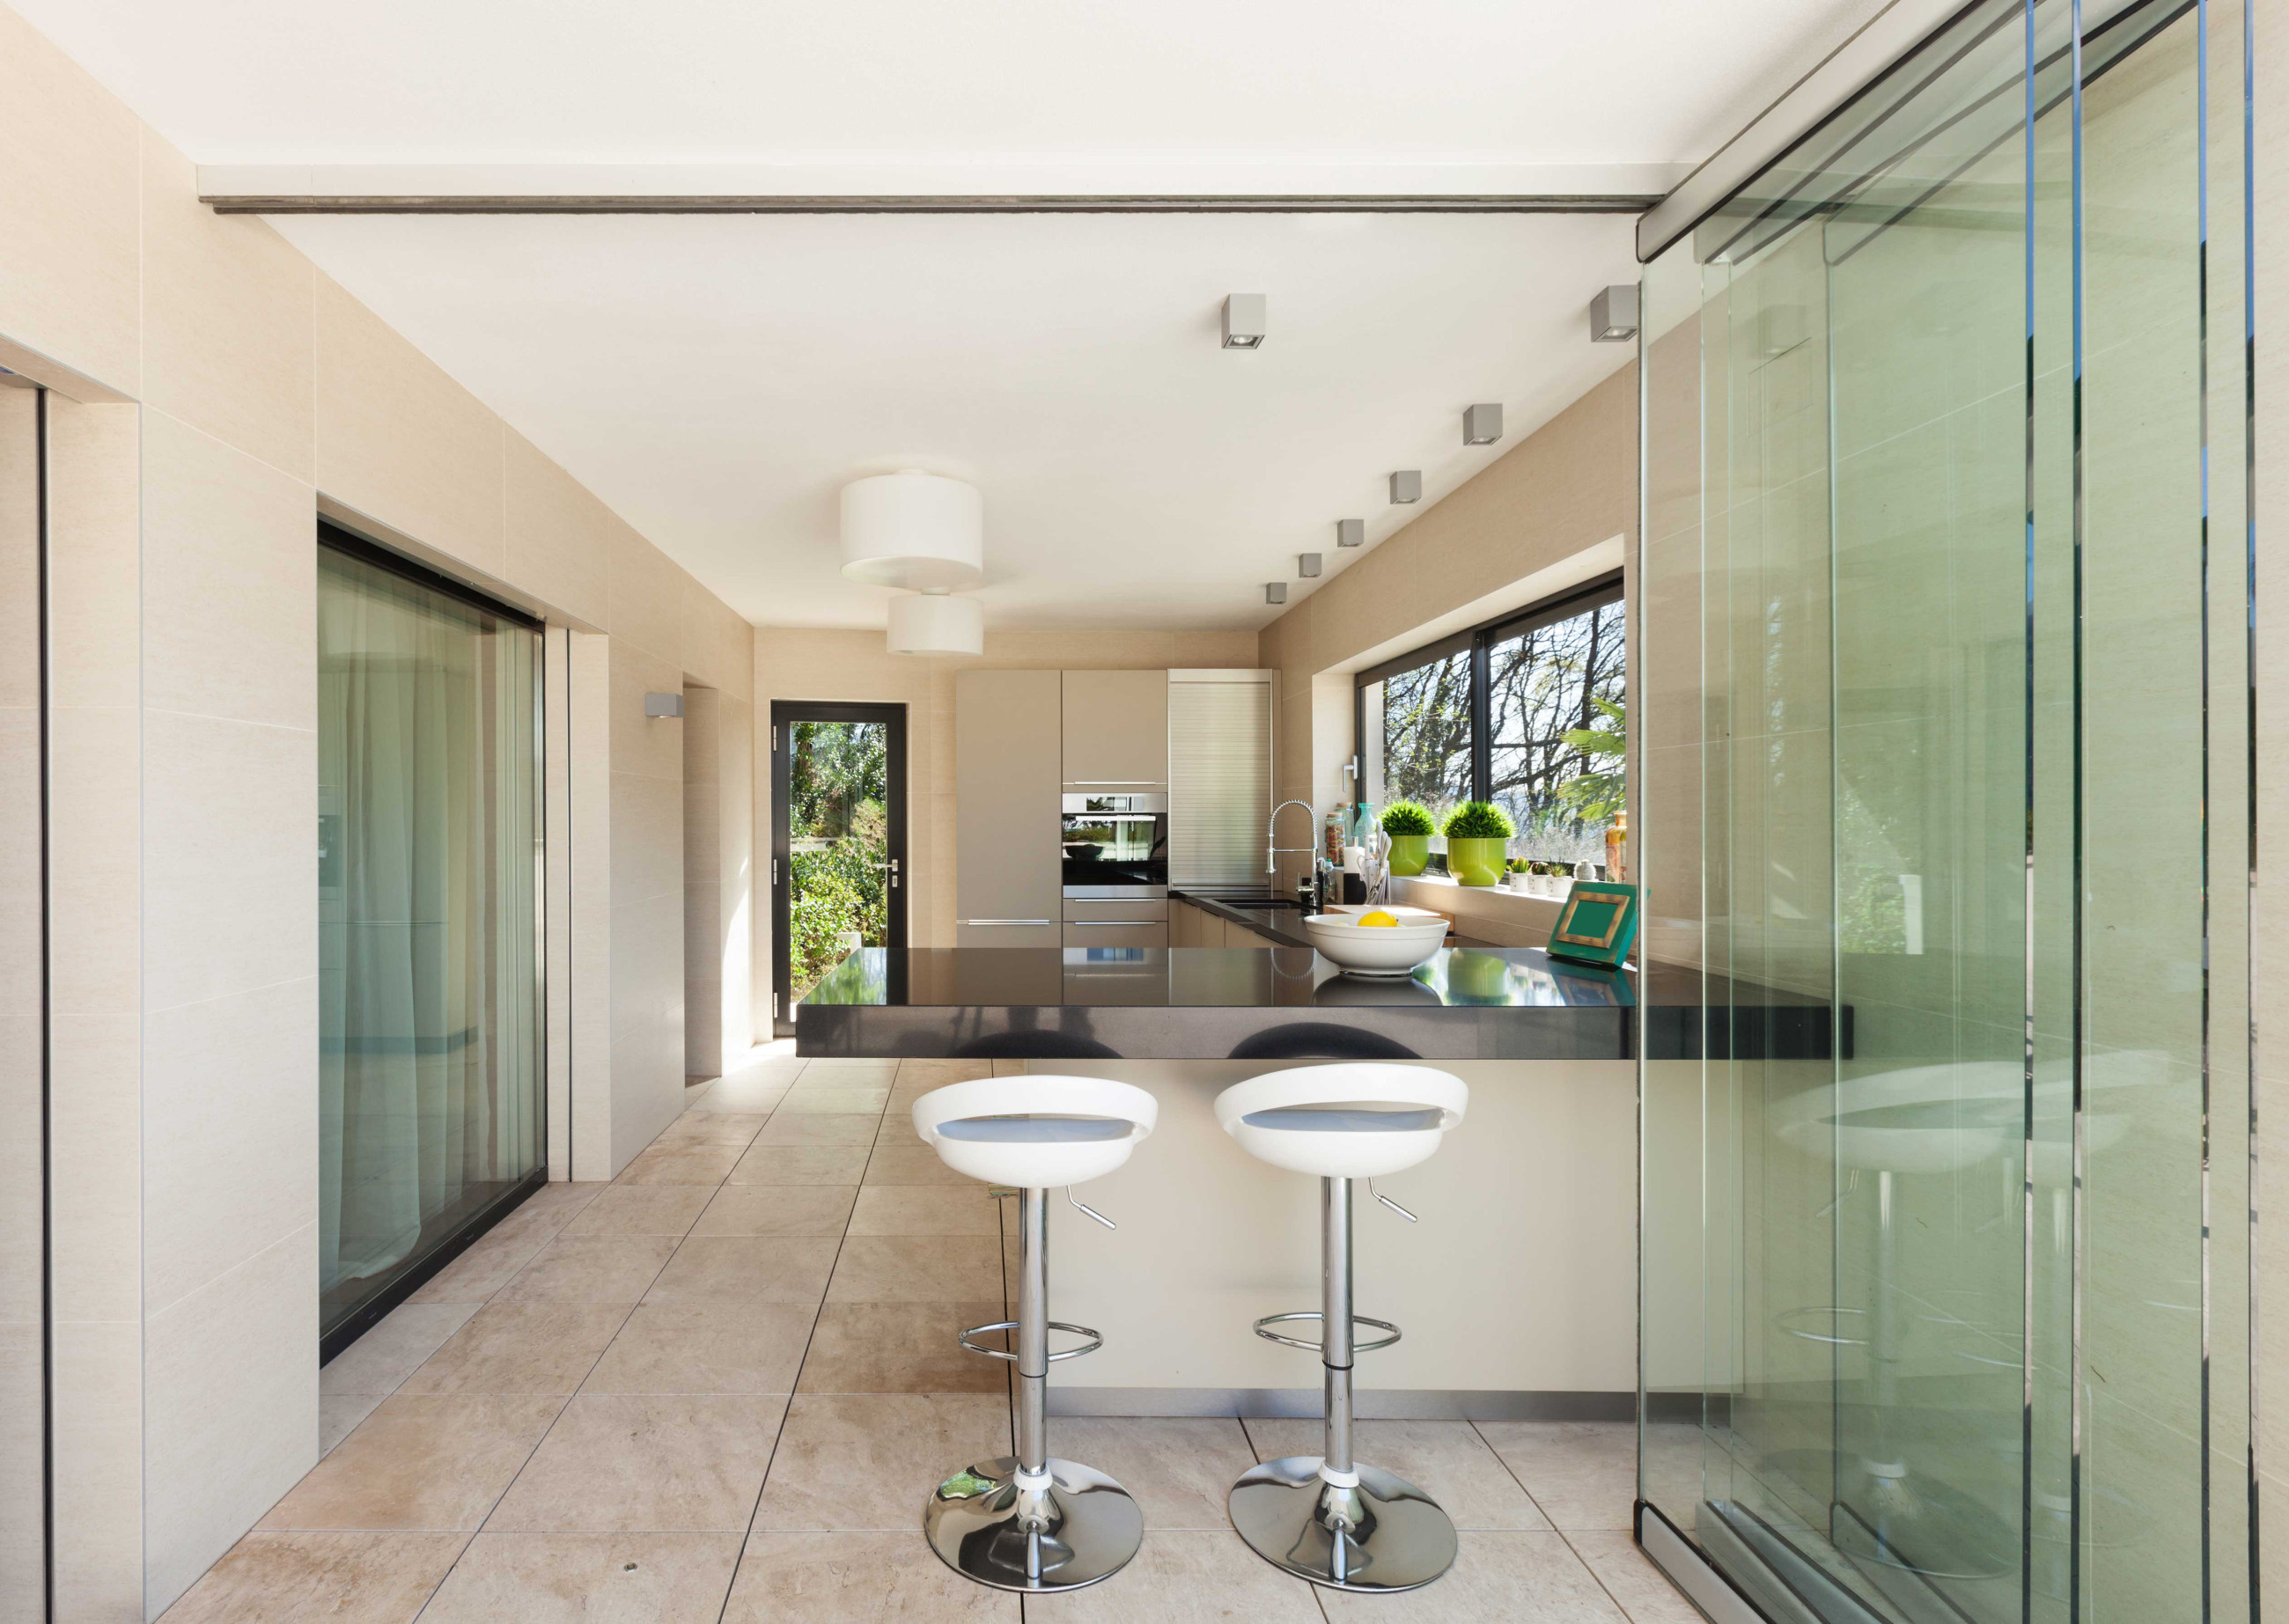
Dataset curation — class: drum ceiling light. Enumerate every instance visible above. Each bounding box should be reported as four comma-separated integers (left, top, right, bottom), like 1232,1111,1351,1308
840,470,985,591
886,591,984,658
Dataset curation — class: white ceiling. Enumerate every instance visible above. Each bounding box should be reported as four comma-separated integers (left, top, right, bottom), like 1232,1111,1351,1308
14,0,1881,631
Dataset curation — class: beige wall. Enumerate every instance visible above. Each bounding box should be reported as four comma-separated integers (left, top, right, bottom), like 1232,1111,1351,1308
0,3,756,1612
1253,361,1639,890
752,627,1255,1011
683,684,756,1077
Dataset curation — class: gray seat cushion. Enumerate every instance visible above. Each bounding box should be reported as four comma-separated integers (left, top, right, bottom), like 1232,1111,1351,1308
1241,1106,1446,1134
938,1113,1134,1143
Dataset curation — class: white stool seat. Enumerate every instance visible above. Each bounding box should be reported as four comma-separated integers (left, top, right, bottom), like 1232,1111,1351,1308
1213,1064,1466,1179
915,1076,1158,1187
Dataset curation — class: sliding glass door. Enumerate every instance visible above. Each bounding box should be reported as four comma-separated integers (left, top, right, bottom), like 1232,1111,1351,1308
318,525,543,1356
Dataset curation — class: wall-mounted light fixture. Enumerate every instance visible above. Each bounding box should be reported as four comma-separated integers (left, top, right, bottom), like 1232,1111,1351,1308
1336,518,1365,548
1589,285,1640,342
644,693,684,718
1265,582,1288,606
1463,403,1504,445
1298,553,1322,578
1222,294,1267,349
1388,470,1422,504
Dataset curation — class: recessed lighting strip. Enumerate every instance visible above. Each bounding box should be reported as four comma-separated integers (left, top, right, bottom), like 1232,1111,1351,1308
203,191,1663,217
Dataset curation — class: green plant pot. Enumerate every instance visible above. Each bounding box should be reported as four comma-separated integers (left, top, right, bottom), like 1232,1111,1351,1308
1446,837,1507,886
1386,834,1430,877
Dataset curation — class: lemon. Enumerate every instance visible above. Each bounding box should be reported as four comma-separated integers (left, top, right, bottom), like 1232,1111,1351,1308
1355,909,1400,929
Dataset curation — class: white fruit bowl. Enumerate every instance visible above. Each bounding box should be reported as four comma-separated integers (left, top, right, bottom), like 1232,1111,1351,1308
1302,913,1450,975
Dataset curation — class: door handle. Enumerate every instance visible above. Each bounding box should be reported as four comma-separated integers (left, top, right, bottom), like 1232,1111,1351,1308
872,856,901,888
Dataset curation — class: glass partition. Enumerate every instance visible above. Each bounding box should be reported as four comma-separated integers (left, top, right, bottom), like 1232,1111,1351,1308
318,529,544,1354
1637,0,2254,1618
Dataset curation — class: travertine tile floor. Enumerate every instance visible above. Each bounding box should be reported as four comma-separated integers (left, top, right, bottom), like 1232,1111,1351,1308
163,1047,1697,1623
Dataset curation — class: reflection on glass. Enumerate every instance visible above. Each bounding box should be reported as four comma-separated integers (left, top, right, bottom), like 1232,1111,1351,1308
787,720,891,1000
318,538,542,1345
1635,0,2253,1618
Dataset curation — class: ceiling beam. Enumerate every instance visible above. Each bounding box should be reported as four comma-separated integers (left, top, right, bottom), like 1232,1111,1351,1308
196,162,1680,216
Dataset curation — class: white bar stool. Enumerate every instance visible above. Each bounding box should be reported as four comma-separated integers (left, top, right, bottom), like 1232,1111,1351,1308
912,1076,1158,1593
1212,1062,1468,1592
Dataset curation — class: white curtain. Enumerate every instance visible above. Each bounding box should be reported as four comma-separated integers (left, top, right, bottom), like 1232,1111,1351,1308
319,546,539,1302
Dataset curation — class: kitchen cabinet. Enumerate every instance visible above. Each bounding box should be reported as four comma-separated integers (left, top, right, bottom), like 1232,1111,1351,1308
1061,670,1167,788
955,670,1062,948
1064,895,1167,950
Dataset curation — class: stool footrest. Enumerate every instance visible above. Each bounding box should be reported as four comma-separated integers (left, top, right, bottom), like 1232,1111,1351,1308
1252,1311,1401,1354
958,1319,1105,1363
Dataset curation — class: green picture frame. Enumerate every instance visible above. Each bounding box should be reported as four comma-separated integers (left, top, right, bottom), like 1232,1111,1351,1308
1545,881,1639,968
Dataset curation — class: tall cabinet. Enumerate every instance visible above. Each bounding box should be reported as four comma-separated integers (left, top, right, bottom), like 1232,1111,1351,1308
1059,669,1167,788
953,670,1064,946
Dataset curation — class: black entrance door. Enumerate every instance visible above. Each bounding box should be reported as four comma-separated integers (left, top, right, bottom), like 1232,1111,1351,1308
770,702,909,1035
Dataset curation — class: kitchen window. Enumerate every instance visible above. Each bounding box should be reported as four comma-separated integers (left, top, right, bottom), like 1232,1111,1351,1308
1357,574,1624,865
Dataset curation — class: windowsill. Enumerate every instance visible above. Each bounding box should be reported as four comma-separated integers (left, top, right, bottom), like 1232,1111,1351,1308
1389,874,1566,950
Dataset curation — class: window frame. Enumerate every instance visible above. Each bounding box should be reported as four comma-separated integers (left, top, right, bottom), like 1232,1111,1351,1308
1353,570,1624,817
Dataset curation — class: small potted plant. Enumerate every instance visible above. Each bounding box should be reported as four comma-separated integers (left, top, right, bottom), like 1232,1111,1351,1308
1505,857,1531,893
1440,801,1515,886
1380,800,1434,877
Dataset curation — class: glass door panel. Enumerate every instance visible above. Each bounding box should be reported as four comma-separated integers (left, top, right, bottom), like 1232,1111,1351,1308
771,703,908,1031
318,529,543,1354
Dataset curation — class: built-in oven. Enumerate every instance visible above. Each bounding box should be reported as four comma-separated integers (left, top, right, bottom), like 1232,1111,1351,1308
1061,791,1168,899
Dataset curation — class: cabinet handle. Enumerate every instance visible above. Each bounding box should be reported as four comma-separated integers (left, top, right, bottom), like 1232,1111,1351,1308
963,919,1055,927
1066,920,1163,927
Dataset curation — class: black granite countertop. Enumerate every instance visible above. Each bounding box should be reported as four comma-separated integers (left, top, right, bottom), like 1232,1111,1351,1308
1170,887,1501,952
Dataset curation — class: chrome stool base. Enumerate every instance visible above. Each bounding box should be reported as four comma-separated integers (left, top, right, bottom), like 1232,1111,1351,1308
1229,1456,1458,1592
924,1455,1144,1593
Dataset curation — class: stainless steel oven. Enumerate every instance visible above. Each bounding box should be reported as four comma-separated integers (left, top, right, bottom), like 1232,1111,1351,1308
1061,791,1167,898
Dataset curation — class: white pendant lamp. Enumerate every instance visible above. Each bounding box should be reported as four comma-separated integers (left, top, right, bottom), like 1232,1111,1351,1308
840,471,984,591
887,591,984,657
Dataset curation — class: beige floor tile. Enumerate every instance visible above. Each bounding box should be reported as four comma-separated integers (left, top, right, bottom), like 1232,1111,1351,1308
646,1236,840,1306
1049,1418,1261,1531
488,1393,789,1533
828,1235,1002,1304
561,1186,715,1238
581,1299,817,1396
753,1393,1012,1531
1242,1418,1549,1532
261,1395,563,1531
692,1182,860,1237
1564,1530,1704,1624
688,1075,795,1113
651,1112,770,1147
403,1196,584,1304
893,1059,995,1086
863,1145,974,1187
396,1297,633,1396
846,1184,1005,1237
419,1532,742,1622
322,1392,387,1458
1314,1531,1628,1622
1022,1530,1322,1623
499,1236,681,1308
320,1302,482,1396
1476,1422,1638,1531
777,1086,891,1114
796,1058,900,1084
795,1302,1010,1395
756,1113,880,1147
156,1531,467,1624
722,1531,1017,1621
729,1145,872,1186
616,1142,747,1186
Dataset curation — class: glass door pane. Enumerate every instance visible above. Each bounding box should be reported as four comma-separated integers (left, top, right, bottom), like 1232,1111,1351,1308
318,533,542,1349
775,707,907,1026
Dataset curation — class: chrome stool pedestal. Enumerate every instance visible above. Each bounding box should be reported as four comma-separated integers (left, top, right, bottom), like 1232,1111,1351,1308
911,1078,1155,1595
1214,1064,1468,1594
1226,1175,1458,1592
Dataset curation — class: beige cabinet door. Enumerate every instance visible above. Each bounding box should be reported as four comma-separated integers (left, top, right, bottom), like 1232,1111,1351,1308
955,670,1062,937
1061,669,1168,787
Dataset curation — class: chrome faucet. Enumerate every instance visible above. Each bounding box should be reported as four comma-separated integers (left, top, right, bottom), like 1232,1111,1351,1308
1267,798,1317,879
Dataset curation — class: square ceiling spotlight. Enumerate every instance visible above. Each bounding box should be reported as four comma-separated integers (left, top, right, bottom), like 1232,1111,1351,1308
1463,403,1504,445
1590,284,1641,342
1265,581,1288,605
1298,553,1322,578
1389,470,1422,504
1336,518,1365,547
1222,294,1267,349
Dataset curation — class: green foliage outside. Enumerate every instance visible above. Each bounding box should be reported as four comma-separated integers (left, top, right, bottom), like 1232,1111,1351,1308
1557,695,1627,826
1380,799,1435,837
788,721,890,1001
1441,799,1516,840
